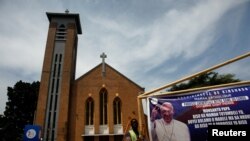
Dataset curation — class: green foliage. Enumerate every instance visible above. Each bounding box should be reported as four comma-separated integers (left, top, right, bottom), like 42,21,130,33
1,81,39,141
0,115,13,141
169,72,240,91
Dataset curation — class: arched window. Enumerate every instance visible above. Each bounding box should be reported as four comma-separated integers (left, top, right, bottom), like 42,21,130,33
58,24,66,32
100,88,108,125
85,97,94,125
56,24,67,40
113,97,121,124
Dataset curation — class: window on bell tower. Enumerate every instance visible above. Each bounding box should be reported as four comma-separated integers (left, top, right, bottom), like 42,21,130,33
56,24,67,40
100,88,108,125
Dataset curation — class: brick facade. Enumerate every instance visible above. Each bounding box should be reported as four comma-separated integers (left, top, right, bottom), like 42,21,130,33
70,64,144,141
35,12,144,141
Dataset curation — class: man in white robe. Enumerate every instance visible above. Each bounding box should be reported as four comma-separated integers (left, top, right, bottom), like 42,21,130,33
151,102,190,141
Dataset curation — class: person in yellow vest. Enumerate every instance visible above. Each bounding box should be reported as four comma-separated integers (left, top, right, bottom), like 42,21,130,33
125,118,144,141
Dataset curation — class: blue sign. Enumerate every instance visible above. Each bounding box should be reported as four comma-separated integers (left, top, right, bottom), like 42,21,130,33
23,125,41,141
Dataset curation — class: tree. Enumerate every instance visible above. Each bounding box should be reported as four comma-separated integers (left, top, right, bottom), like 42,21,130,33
0,115,12,141
1,81,39,141
169,72,240,91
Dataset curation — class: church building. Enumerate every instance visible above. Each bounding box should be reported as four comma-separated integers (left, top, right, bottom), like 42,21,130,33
34,11,144,141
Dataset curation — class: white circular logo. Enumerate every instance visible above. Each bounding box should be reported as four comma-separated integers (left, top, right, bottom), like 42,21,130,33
151,98,158,105
26,129,36,139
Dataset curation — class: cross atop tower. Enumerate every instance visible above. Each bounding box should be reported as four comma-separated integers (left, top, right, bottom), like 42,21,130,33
65,9,69,14
100,52,107,77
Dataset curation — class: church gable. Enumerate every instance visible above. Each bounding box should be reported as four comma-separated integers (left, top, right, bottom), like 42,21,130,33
75,63,144,90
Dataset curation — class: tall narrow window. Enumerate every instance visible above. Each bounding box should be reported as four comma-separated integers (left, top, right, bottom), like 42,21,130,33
44,52,63,141
100,88,108,125
113,97,121,124
85,97,94,125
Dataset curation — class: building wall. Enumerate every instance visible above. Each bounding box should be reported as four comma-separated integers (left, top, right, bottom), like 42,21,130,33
34,22,57,134
70,64,144,141
56,22,78,141
35,12,143,141
35,17,80,141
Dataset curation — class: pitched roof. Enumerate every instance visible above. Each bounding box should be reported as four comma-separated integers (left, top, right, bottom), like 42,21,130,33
76,63,144,90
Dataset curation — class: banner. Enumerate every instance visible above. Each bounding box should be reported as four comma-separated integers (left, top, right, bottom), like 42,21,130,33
147,85,250,141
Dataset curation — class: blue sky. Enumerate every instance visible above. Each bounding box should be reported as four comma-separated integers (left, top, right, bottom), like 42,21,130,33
0,0,250,114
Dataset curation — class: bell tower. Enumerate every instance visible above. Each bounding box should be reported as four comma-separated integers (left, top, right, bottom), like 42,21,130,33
34,11,82,141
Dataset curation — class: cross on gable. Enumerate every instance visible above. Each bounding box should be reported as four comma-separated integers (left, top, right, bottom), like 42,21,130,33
100,52,107,63
100,52,107,77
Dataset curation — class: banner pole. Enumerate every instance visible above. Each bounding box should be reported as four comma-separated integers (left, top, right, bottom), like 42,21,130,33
137,96,150,141
139,52,250,98
140,81,250,98
137,97,143,134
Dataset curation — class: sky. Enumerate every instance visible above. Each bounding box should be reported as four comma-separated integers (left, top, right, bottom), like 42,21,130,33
0,0,250,114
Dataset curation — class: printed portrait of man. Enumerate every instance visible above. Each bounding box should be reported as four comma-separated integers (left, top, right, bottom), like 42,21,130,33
150,102,190,141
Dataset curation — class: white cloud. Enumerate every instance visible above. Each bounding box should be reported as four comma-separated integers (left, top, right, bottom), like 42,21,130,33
130,0,244,69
